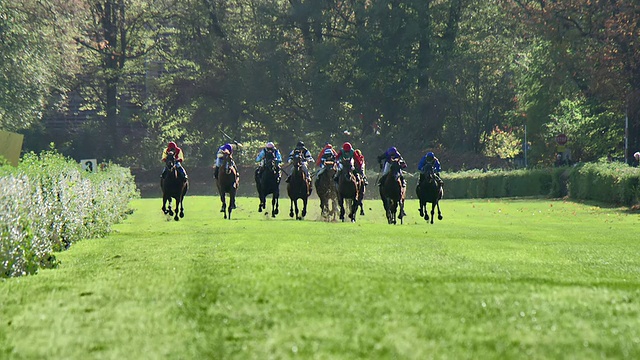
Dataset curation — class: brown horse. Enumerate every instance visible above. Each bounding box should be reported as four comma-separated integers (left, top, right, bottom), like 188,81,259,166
161,150,188,221
315,160,338,221
416,169,444,224
379,158,406,224
216,151,239,219
337,158,361,222
287,153,312,220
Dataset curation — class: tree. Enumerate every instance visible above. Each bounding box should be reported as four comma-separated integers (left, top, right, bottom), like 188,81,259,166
0,0,82,132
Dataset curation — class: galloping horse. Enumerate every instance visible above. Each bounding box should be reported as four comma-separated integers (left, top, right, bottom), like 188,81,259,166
256,153,280,217
315,160,338,221
161,150,188,221
416,169,443,224
287,152,312,220
337,158,361,222
216,150,239,219
379,158,406,224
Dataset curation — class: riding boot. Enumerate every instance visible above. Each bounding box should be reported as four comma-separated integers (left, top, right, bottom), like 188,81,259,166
363,175,369,186
401,176,407,188
179,167,188,179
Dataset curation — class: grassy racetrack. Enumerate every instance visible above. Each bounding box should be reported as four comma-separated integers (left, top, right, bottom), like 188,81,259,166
2,196,640,359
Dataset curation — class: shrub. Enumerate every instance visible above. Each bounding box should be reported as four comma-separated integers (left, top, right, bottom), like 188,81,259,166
0,151,139,278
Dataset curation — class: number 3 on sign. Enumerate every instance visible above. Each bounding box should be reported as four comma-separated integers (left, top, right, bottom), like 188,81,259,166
80,159,97,173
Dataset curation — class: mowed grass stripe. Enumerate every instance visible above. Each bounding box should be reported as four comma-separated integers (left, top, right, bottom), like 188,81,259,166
1,196,639,359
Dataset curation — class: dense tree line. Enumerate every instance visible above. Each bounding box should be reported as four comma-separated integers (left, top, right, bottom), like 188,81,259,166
1,0,638,170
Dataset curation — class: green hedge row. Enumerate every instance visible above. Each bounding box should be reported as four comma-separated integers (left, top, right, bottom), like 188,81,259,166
440,162,640,205
0,151,139,278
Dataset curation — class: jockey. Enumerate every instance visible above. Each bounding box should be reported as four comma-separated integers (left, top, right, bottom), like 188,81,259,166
377,146,407,186
255,141,282,178
315,143,337,178
161,141,188,179
418,151,443,185
286,141,314,182
354,149,369,185
213,142,237,180
334,142,355,183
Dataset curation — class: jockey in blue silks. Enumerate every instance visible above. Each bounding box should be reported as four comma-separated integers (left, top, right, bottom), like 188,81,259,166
214,143,235,179
376,146,407,187
418,151,443,186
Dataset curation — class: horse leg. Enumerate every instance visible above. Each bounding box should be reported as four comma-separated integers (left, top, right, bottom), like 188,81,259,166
173,197,180,221
350,199,358,223
220,194,227,219
272,194,279,217
162,196,168,214
435,201,443,221
399,200,405,225
179,193,185,219
338,197,346,222
301,197,307,219
258,193,265,212
289,199,295,218
294,199,301,220
228,192,235,220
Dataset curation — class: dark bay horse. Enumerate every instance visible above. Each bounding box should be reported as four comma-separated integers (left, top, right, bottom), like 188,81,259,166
337,158,361,222
379,158,406,225
315,160,338,221
216,151,239,219
416,169,443,224
287,153,312,220
256,154,280,217
161,151,188,221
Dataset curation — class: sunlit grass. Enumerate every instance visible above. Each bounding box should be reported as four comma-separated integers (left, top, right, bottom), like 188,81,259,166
2,196,640,359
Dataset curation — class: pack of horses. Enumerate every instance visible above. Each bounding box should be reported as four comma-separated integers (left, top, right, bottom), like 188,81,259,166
161,152,443,224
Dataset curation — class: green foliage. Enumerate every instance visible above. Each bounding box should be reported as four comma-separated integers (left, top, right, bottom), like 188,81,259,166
0,0,81,131
568,161,640,205
0,150,139,278
546,97,623,161
482,126,522,159
2,197,640,358
443,163,640,205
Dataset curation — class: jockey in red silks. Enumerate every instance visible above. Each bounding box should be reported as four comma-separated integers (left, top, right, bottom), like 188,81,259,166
334,142,355,183
353,149,369,185
161,141,188,179
315,143,337,178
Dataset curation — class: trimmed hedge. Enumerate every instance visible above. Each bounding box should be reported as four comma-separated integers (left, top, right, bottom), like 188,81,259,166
440,162,640,205
0,151,139,278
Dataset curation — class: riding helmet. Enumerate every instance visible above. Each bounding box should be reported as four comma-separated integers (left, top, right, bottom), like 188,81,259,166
426,152,434,161
342,142,352,152
388,146,397,154
168,141,177,149
297,141,305,148
266,141,275,149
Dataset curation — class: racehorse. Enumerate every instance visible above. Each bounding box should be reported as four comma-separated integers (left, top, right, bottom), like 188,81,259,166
287,152,312,220
337,158,361,222
416,168,443,224
161,150,188,221
315,160,338,221
379,158,406,225
216,150,239,219
256,153,280,217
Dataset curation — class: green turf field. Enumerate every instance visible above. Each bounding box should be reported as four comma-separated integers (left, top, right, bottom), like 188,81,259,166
2,196,639,359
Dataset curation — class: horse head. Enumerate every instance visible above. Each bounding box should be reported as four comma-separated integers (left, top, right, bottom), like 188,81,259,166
165,150,177,172
389,158,404,180
221,151,235,175
340,158,354,176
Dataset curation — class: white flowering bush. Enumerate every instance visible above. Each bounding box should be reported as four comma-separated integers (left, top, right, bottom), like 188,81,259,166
0,151,139,278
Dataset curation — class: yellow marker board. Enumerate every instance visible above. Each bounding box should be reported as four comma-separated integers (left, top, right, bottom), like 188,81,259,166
0,130,24,166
